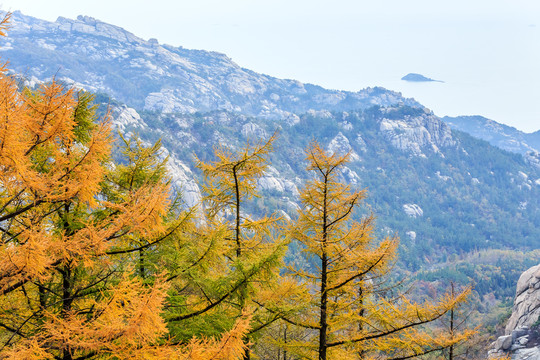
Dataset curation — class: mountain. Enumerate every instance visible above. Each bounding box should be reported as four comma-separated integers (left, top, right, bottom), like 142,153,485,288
2,11,540,304
2,11,418,120
443,115,540,156
119,105,540,270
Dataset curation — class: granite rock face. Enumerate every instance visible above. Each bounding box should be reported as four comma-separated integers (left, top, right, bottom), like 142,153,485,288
489,264,540,359
380,109,456,156
403,204,423,218
525,151,540,170
328,132,360,161
506,264,540,333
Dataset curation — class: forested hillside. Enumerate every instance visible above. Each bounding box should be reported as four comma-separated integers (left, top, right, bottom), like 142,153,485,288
104,105,540,271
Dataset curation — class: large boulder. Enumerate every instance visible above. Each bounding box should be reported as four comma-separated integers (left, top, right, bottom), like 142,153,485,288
489,264,540,359
513,347,540,360
495,335,513,351
506,264,540,334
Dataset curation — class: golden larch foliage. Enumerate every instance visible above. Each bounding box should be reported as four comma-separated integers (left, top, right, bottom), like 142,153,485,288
284,141,474,360
0,15,249,358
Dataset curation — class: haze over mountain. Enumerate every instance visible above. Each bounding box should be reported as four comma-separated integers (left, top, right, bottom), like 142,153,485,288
2,10,540,303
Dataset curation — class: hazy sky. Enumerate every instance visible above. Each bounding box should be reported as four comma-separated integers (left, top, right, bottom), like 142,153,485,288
1,0,539,132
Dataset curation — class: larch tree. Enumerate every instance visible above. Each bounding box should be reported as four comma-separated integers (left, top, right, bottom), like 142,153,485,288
284,141,474,360
436,282,482,360
0,78,169,359
167,134,289,359
0,16,250,357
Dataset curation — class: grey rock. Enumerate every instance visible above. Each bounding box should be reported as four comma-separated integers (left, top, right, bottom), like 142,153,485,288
380,111,456,156
328,132,360,161
241,122,268,140
495,335,513,351
488,349,503,359
512,328,529,342
403,204,423,218
113,106,147,132
506,264,540,334
518,336,529,346
355,134,368,152
526,151,540,170
406,231,417,241
512,347,540,360
492,266,540,360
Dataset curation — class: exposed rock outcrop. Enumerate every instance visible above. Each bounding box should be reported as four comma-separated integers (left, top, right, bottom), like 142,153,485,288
525,151,540,170
489,264,540,359
403,204,423,218
506,264,540,333
328,132,360,161
113,105,147,132
380,111,456,157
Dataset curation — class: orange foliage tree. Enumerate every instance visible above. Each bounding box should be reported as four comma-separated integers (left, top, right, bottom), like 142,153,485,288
0,15,250,358
282,142,474,360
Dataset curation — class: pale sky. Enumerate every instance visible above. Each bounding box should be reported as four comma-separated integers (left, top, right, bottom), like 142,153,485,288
1,0,539,132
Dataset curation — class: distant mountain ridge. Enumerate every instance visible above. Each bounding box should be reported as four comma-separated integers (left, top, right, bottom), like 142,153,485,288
443,115,540,155
1,11,419,121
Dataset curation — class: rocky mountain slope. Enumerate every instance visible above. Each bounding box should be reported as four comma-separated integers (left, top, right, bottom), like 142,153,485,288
443,115,540,157
104,103,540,275
2,11,540,303
490,263,540,359
1,11,418,120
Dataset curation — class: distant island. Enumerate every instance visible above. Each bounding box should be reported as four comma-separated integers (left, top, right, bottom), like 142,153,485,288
401,73,444,83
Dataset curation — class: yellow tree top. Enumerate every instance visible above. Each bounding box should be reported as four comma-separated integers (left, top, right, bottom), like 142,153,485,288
196,132,277,217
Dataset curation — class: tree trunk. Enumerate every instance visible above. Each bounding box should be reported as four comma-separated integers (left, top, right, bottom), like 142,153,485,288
61,264,73,360
283,324,288,360
358,281,365,359
232,166,251,360
319,177,329,360
139,248,145,279
61,203,74,360
449,283,455,360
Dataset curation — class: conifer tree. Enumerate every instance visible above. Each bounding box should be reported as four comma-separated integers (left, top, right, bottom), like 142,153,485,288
166,134,288,359
0,19,250,356
284,141,473,360
0,79,169,359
